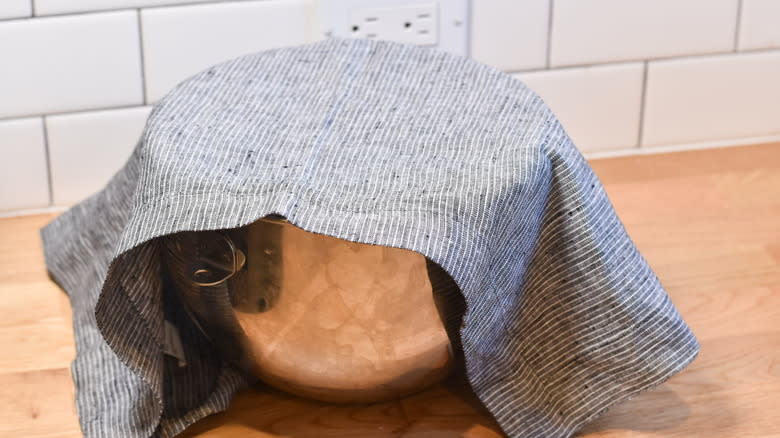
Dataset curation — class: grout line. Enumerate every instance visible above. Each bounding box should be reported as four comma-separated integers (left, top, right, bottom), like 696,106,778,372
545,0,554,68
40,116,55,207
636,61,649,148
0,14,33,22
0,205,68,219
1,6,139,22
509,60,638,76
135,8,149,105
734,0,743,51
464,0,472,58
504,46,780,76
584,134,780,160
0,104,151,124
2,0,254,21
0,0,39,20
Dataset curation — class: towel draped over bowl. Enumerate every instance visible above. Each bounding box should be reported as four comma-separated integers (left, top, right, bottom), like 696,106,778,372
41,38,699,438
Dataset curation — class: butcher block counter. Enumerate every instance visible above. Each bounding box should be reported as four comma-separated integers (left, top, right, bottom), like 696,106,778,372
1,142,778,438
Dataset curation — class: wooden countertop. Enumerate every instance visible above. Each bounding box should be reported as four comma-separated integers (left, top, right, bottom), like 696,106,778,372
2,143,779,438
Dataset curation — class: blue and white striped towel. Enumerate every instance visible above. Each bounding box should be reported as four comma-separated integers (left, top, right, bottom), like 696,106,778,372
41,38,699,438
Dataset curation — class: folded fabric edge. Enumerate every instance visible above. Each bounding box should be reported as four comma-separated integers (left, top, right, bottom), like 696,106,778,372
571,341,699,436
472,313,700,438
40,202,89,296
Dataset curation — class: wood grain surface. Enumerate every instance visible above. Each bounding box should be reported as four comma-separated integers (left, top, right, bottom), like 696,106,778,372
1,142,778,438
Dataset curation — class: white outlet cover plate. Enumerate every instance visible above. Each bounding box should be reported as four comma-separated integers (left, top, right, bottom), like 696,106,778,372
349,4,439,46
318,0,469,57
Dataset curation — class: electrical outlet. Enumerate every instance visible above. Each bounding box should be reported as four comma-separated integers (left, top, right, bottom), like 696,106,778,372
349,4,438,46
319,0,469,57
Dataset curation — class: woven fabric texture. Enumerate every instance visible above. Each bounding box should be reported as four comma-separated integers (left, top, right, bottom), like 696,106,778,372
41,38,699,438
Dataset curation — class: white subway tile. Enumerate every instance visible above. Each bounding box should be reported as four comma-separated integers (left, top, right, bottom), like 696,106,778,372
514,63,644,152
34,0,219,15
738,0,780,51
141,0,317,103
470,0,549,71
0,118,49,212
46,106,152,206
642,51,780,147
550,0,739,67
0,0,32,19
0,10,144,119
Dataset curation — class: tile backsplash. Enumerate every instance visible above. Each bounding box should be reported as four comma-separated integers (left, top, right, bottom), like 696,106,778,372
549,0,739,67
642,50,780,147
46,106,153,205
0,10,144,119
470,0,548,71
140,0,316,102
515,62,645,152
738,0,780,50
1,0,779,215
0,0,32,20
0,118,49,211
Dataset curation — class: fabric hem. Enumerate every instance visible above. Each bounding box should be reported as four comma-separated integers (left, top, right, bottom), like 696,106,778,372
568,342,700,437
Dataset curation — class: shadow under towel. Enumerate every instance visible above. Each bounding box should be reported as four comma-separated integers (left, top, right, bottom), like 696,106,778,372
41,37,699,438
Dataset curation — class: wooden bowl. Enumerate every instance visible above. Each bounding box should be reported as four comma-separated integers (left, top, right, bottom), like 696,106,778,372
164,216,454,403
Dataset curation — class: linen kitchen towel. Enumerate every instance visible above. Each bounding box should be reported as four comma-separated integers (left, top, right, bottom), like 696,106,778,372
41,37,699,438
